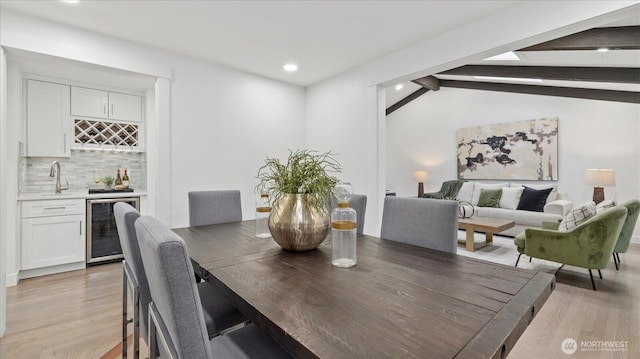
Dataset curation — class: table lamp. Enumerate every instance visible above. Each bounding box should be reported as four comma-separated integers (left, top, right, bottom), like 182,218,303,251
413,170,428,197
584,169,615,204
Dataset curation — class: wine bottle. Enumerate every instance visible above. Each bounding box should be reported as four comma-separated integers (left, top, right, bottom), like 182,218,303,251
115,168,123,187
122,169,130,188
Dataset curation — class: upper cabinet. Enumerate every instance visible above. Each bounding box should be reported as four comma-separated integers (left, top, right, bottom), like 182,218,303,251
26,80,72,157
71,86,142,123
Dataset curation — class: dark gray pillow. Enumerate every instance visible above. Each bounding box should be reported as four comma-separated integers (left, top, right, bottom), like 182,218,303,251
516,186,553,212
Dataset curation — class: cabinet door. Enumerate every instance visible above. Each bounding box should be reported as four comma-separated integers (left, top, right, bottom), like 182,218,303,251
109,92,142,122
71,86,108,119
26,80,71,157
21,214,85,270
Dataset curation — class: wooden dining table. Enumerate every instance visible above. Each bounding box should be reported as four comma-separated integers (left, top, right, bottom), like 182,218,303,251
173,220,555,359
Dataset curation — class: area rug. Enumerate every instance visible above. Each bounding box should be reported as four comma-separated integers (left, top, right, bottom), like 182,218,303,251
456,230,562,274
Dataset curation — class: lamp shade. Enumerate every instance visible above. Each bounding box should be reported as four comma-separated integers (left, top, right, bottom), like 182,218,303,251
584,169,616,187
413,170,428,183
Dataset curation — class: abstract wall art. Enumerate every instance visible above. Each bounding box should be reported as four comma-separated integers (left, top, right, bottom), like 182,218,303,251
457,117,558,180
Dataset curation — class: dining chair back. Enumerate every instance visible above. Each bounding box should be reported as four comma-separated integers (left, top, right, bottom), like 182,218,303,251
135,216,292,359
115,203,246,351
380,197,458,253
188,190,242,226
114,202,146,359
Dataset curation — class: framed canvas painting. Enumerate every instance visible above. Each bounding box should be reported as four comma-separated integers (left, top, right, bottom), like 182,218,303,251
457,117,558,180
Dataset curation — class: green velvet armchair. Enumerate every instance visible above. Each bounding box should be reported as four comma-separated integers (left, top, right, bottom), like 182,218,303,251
514,206,628,290
612,199,640,270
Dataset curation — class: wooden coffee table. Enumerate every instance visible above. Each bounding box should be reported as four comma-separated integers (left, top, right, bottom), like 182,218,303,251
458,216,515,252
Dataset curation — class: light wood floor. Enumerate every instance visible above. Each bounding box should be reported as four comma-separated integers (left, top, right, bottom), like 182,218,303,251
1,245,638,358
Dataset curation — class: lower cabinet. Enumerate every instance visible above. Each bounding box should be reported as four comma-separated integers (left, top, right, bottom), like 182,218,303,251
21,199,86,270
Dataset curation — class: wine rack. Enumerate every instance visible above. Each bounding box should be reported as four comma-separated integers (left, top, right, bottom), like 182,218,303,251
74,119,139,150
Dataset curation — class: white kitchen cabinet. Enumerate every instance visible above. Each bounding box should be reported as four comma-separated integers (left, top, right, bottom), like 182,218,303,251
26,80,72,157
71,86,142,123
21,199,86,270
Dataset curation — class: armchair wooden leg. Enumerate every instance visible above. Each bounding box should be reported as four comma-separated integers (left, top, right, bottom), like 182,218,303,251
598,270,602,279
529,257,532,263
515,253,522,267
616,252,621,263
588,269,597,291
613,253,619,271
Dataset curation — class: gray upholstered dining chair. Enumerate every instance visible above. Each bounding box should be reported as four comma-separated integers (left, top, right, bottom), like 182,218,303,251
188,190,242,226
612,199,640,270
135,215,292,359
331,194,367,235
114,203,246,358
380,197,459,254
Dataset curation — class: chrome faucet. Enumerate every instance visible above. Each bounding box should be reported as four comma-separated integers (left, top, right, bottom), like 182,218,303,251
49,161,69,194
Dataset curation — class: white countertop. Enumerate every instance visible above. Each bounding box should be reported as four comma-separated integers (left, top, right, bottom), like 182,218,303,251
18,190,147,201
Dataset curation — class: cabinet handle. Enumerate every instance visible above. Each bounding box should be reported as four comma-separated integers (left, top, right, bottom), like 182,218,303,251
63,133,67,153
44,206,66,210
80,220,83,235
103,103,107,114
111,103,114,116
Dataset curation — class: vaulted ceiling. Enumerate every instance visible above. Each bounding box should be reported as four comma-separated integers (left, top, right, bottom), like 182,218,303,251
386,25,640,115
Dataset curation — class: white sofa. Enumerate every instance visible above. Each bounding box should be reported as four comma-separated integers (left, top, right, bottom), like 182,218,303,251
455,181,573,237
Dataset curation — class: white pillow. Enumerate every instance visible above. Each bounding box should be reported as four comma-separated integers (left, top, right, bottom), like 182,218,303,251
499,187,524,210
558,201,597,231
524,184,558,203
596,200,616,214
456,182,474,203
471,182,508,206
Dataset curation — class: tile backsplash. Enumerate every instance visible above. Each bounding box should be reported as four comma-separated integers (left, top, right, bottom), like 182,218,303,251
20,150,147,194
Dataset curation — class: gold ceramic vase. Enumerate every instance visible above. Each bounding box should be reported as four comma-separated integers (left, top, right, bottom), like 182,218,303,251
268,193,330,251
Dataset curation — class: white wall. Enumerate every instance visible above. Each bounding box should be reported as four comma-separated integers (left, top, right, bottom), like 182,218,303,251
169,56,305,227
386,88,640,205
0,45,7,337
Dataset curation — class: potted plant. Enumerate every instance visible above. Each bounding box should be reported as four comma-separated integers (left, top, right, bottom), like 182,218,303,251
256,149,341,251
102,175,115,190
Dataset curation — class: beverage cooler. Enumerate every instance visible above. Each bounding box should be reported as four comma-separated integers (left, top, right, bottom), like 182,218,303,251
86,197,140,265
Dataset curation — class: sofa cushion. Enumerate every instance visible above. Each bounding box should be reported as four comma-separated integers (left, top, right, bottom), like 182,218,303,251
512,183,558,203
475,207,563,227
517,186,553,212
499,187,524,210
456,182,474,203
472,182,508,206
477,189,502,207
596,200,616,214
558,201,597,231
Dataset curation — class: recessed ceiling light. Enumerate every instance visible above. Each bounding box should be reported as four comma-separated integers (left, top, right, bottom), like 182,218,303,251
474,76,542,83
597,48,609,52
483,51,520,61
395,84,403,90
283,63,298,72
61,0,80,3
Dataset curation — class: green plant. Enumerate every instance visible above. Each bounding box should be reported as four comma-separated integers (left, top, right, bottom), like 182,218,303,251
102,175,115,187
256,149,341,212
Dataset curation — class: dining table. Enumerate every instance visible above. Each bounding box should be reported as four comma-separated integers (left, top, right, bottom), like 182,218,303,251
172,220,555,359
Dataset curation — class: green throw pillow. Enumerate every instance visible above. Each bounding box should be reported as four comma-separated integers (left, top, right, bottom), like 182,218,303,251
477,188,502,208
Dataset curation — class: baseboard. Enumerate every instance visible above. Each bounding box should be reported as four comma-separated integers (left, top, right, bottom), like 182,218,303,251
18,262,85,281
5,271,18,287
